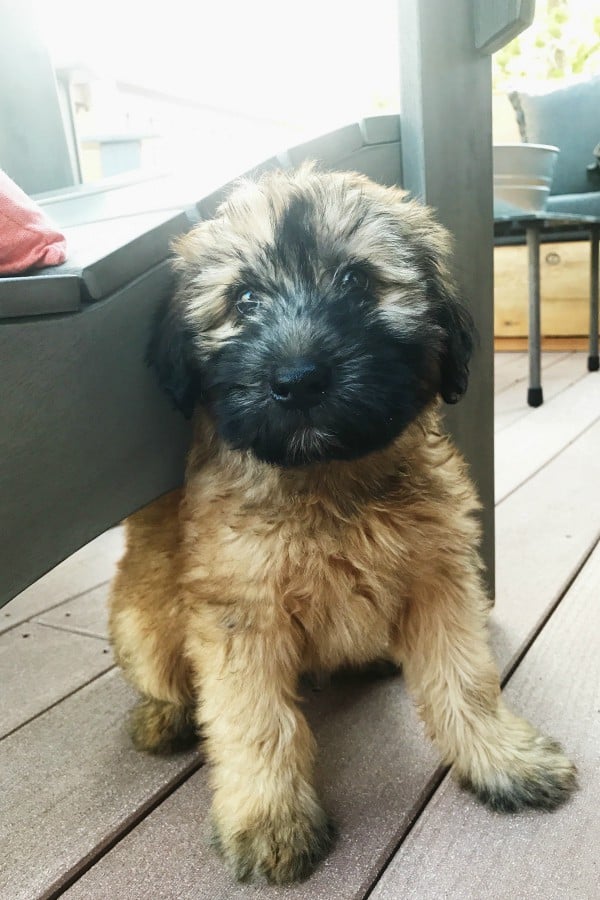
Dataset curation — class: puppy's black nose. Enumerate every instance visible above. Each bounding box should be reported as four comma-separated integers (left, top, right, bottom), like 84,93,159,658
270,360,331,409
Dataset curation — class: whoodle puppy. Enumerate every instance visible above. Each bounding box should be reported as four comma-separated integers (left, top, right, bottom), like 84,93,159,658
110,166,576,884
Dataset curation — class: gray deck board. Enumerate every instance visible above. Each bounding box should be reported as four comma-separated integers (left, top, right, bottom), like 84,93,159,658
35,582,111,640
369,540,600,900
0,670,202,900
0,622,112,738
495,372,600,502
493,351,528,391
494,352,586,433
493,415,600,672
494,351,572,395
1,527,124,635
494,351,526,372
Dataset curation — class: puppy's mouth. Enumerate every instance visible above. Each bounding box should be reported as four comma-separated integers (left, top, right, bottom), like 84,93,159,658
282,422,341,466
271,369,337,463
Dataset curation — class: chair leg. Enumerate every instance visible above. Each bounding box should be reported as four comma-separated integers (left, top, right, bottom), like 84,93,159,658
589,224,599,372
526,225,543,406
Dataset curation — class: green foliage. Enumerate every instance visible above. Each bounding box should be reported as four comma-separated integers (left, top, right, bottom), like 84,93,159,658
493,0,600,89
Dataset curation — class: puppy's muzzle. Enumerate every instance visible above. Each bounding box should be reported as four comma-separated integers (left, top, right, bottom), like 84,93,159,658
270,359,331,410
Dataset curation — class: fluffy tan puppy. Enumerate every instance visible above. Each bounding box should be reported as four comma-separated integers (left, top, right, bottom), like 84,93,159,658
110,166,576,884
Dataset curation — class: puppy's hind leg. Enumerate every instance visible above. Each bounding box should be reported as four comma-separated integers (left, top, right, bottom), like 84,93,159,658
129,696,197,755
109,491,197,755
111,598,197,754
397,561,577,813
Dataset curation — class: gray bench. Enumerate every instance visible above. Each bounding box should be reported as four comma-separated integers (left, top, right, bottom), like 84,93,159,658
0,118,408,607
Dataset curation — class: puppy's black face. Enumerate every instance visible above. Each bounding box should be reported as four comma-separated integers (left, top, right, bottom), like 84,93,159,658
152,167,474,467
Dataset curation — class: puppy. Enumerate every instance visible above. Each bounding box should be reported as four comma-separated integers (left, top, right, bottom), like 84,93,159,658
110,166,576,884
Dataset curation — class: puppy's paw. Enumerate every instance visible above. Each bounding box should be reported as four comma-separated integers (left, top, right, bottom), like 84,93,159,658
129,697,198,755
460,732,578,813
212,803,335,884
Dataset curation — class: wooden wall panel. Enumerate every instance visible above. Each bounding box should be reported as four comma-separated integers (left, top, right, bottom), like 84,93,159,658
495,240,591,337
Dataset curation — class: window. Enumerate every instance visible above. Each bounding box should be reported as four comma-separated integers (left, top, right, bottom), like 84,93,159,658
22,0,400,192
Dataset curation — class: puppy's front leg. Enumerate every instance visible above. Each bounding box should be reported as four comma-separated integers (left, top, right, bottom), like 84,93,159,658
398,564,577,812
188,617,333,884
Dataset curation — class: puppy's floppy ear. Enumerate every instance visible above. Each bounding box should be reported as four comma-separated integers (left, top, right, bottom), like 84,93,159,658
411,212,475,403
146,296,202,419
431,280,475,404
390,192,476,404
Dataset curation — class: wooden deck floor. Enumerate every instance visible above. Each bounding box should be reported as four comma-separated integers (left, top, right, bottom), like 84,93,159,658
2,352,599,900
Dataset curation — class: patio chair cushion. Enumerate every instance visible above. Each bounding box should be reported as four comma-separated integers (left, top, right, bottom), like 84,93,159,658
546,191,600,217
509,76,600,196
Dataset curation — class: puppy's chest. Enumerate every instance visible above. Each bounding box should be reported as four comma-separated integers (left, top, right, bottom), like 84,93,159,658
185,478,413,654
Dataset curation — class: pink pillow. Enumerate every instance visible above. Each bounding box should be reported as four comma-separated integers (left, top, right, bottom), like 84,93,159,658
0,170,67,275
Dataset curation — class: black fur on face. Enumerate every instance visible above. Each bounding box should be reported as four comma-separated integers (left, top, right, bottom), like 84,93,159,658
151,166,474,467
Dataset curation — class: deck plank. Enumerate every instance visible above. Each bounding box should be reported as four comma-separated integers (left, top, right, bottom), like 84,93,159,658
0,670,202,900
0,622,112,738
495,373,600,503
494,351,570,395
495,352,586,433
1,527,124,635
493,352,527,391
59,419,600,900
493,351,566,392
494,351,526,371
369,541,600,900
492,416,600,673
35,582,111,640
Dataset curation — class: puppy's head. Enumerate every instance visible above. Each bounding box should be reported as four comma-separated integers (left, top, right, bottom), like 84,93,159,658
151,166,474,466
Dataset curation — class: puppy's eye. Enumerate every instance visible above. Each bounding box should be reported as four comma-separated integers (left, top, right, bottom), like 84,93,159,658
340,268,369,293
236,289,259,315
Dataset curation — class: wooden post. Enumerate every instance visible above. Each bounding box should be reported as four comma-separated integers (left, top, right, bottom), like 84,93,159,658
398,0,535,593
